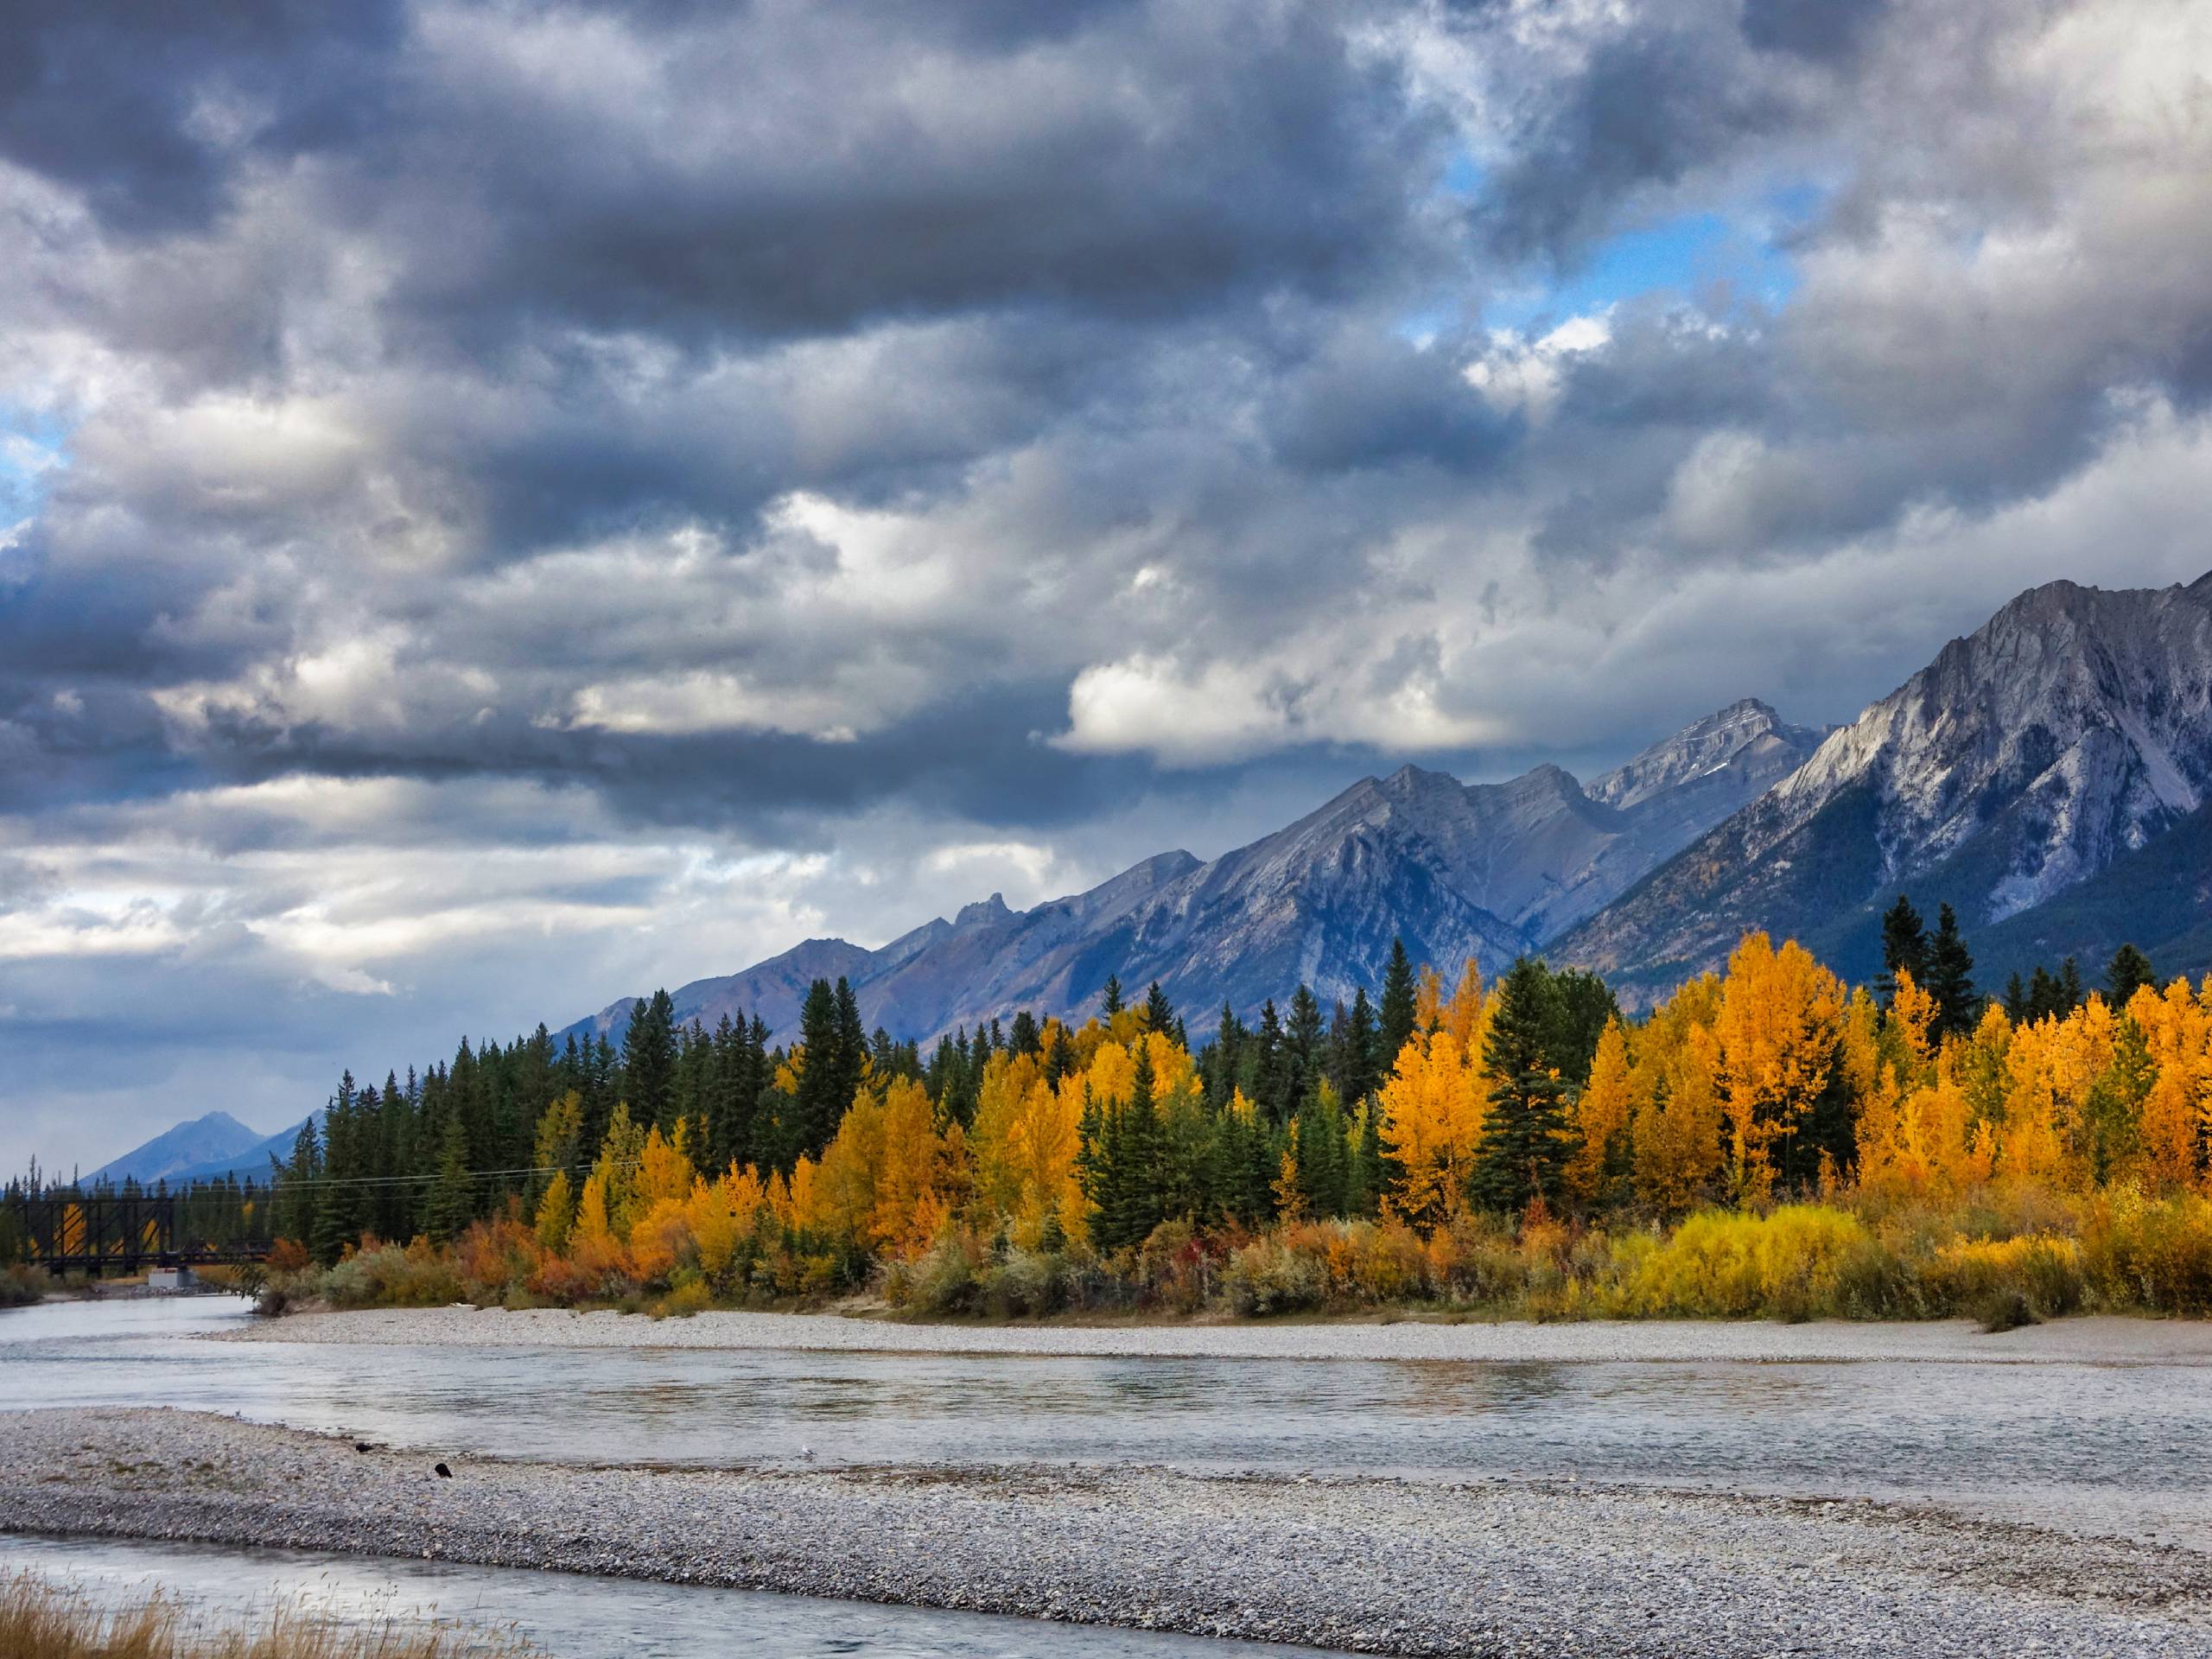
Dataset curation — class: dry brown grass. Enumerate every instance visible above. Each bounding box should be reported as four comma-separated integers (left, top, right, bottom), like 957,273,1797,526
0,1574,536,1659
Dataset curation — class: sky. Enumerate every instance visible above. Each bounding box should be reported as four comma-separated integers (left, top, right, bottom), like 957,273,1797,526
4,0,2212,1176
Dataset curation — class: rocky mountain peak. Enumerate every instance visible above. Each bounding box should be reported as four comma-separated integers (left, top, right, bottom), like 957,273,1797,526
1586,697,1811,812
955,893,1014,929
1564,569,2212,998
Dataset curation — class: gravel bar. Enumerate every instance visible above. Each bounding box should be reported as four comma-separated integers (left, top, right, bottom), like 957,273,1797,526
221,1305,2212,1365
4,1408,2208,1657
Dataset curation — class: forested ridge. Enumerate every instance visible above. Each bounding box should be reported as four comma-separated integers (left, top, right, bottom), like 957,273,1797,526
13,903,2212,1322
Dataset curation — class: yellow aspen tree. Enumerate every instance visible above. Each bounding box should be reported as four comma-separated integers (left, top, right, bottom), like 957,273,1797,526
1887,971,1939,1077
533,1170,575,1252
590,1103,647,1236
1564,1019,1634,1206
2132,980,2212,1190
868,1075,949,1256
1630,1019,1726,1213
1274,1121,1306,1222
574,1169,613,1245
1439,959,1487,1054
1712,932,1845,1199
1378,1026,1485,1228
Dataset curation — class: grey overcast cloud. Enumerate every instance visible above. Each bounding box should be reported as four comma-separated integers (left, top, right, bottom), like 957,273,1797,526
3,0,2210,1175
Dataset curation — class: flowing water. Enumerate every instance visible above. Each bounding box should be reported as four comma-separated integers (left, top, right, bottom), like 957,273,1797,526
4,1295,2210,1650
3,1297,2208,1545
0,1534,1329,1658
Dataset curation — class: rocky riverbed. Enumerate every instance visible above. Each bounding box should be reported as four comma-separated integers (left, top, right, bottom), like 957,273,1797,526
4,1408,2208,1657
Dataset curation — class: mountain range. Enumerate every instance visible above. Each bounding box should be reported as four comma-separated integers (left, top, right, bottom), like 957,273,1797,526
569,571,2212,1045
565,697,1830,1046
92,569,2212,1185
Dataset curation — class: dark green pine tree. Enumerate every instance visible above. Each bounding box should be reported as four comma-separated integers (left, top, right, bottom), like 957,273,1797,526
791,978,848,1160
422,1114,474,1244
620,988,678,1130
1252,999,1288,1124
1468,958,1572,1214
1109,1046,1166,1251
1924,903,1978,1040
1377,938,1418,1065
832,977,868,1118
2003,972,2029,1023
2059,957,2085,1016
2026,964,2062,1022
1142,980,1175,1034
1102,974,1125,1018
1284,985,1325,1111
1877,894,1929,1008
1332,987,1382,1107
1204,1004,1245,1109
276,1119,323,1255
1294,1092,1351,1218
2106,943,2158,1005
1007,1009,1042,1058
1539,969,1619,1086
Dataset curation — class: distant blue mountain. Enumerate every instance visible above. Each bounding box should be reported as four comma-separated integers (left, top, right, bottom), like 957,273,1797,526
165,1114,319,1185
86,1111,266,1187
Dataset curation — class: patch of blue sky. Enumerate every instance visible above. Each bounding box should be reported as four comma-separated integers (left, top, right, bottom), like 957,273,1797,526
1486,206,1803,336
0,404,70,524
1421,170,1831,341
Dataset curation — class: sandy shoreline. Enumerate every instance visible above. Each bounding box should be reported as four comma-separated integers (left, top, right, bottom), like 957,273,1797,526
3,1408,2207,1658
218,1304,2212,1365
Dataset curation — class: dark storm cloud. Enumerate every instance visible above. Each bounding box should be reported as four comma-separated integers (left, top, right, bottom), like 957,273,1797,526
1469,19,1808,268
367,0,1441,350
0,0,404,233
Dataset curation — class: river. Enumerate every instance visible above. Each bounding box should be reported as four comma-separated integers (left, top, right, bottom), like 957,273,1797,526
5,1296,2209,1649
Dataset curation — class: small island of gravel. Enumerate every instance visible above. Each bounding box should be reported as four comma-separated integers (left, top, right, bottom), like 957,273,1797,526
219,1302,2212,1365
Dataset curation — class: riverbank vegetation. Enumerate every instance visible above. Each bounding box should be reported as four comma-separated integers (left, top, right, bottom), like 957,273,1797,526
0,1574,531,1659
192,902,2212,1325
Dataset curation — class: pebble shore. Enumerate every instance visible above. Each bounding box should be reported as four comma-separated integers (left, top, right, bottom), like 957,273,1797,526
218,1304,2212,1365
5,1408,2209,1657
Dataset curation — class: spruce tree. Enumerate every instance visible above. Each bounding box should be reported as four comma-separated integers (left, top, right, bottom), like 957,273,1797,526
1924,904,1977,1039
1378,938,1417,1066
2003,972,2029,1023
1334,987,1381,1106
2059,957,2085,1016
620,989,678,1130
1142,980,1175,1034
832,977,868,1120
423,1114,474,1243
1469,958,1571,1213
1111,1046,1165,1251
1878,894,1929,1008
1253,999,1288,1124
277,1119,322,1256
1102,975,1125,1018
791,978,847,1158
2106,943,2157,1005
1285,985,1325,1111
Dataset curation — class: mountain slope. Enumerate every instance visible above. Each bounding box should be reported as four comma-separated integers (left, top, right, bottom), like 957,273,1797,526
569,700,1821,1044
1563,573,2212,996
168,1115,315,1185
85,1111,265,1187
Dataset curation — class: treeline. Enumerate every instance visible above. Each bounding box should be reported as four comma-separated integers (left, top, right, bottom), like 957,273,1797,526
222,897,2212,1324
